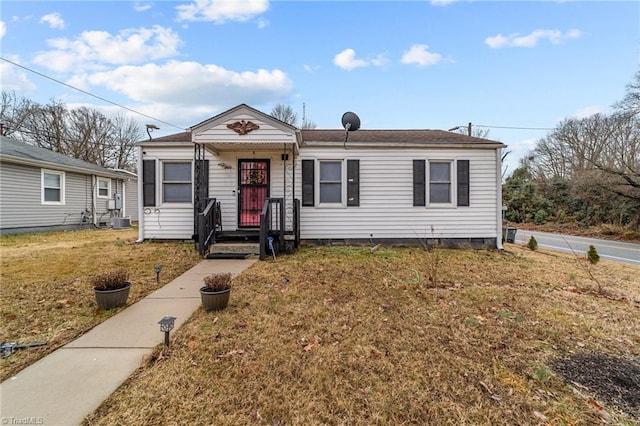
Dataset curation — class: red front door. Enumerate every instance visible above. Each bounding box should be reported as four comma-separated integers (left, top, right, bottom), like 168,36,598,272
238,160,269,228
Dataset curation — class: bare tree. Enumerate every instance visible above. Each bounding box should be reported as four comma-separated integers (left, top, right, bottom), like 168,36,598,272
110,113,143,170
614,69,640,115
0,91,141,170
270,104,298,126
0,91,34,138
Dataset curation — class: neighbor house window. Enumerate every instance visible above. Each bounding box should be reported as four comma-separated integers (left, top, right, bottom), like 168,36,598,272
319,160,342,204
42,170,64,204
429,161,452,204
97,178,111,198
162,161,192,203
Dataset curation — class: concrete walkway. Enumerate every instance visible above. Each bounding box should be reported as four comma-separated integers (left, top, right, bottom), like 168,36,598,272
0,258,257,425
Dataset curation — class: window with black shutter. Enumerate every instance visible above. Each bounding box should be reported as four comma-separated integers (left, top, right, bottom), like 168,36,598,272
302,159,314,206
457,160,470,206
142,159,156,207
413,159,426,206
347,159,359,207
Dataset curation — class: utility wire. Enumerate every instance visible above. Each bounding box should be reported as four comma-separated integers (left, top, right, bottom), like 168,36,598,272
1,56,185,131
474,124,556,131
3,56,560,133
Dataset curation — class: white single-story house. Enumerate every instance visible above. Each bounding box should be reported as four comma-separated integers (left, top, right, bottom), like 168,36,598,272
136,104,506,259
0,135,137,234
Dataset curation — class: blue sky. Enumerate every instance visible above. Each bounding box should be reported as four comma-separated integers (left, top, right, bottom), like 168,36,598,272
1,0,638,175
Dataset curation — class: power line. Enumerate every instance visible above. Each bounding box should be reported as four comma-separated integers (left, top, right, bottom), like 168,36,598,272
1,56,185,131
474,124,555,131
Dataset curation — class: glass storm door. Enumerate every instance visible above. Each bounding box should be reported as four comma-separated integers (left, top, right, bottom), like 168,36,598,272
238,160,269,228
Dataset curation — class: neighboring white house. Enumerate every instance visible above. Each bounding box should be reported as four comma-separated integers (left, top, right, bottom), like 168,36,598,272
0,136,138,234
136,104,506,255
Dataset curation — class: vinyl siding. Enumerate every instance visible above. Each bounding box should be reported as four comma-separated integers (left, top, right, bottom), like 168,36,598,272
123,178,138,221
296,147,500,240
193,113,295,143
140,144,501,241
140,146,194,239
0,161,93,230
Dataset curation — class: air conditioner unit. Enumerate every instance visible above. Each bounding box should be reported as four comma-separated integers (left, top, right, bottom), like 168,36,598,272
112,217,131,229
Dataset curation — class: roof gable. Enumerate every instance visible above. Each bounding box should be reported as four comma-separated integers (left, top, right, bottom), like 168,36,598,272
190,104,297,135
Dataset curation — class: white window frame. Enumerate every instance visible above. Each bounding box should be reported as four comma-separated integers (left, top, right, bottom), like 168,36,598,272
161,161,193,204
427,160,455,207
97,177,111,199
317,159,345,207
41,169,65,205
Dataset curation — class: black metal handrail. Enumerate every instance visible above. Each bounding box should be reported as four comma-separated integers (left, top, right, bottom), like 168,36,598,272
197,198,219,257
259,198,283,260
293,198,301,248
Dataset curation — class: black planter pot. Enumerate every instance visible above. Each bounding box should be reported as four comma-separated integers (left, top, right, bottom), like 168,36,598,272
200,287,230,311
93,282,131,309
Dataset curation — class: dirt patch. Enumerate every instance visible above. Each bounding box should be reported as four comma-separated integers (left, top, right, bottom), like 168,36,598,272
551,352,640,422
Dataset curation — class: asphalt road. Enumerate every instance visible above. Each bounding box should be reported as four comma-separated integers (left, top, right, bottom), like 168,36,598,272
511,229,640,267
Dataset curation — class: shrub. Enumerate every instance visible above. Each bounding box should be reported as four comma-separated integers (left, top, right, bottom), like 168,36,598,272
533,209,548,224
587,245,600,264
527,236,538,251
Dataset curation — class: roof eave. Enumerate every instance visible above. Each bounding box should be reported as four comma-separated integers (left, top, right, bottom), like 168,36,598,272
0,155,124,178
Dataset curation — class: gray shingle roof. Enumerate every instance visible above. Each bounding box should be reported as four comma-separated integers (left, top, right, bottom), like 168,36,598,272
143,128,504,148
301,129,503,146
0,136,124,178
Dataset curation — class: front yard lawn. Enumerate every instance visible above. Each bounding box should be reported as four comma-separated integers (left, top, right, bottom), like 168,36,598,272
0,228,201,381
85,244,640,425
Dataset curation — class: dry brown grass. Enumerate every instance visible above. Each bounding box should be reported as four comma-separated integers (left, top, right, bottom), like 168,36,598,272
0,228,201,381
85,244,640,425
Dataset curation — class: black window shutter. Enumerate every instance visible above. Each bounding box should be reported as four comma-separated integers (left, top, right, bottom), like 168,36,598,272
413,159,425,206
457,160,470,206
195,159,209,202
142,159,156,207
347,159,360,207
302,159,314,206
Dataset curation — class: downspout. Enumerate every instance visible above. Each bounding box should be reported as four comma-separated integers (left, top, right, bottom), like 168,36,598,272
496,148,504,250
91,175,97,227
136,145,145,243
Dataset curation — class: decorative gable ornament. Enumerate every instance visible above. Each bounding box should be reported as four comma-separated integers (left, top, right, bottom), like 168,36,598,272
227,120,260,135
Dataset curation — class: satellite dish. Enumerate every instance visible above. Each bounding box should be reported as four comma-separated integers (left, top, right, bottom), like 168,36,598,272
341,112,361,132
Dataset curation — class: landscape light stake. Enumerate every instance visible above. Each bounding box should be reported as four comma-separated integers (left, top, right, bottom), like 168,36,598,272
154,264,162,284
158,315,176,347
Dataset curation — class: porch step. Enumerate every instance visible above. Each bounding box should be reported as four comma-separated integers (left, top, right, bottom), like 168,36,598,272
217,231,260,243
206,242,260,260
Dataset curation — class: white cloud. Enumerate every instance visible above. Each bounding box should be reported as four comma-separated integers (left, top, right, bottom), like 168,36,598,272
370,53,389,67
572,105,604,119
86,60,293,107
176,0,269,23
134,3,152,12
485,28,581,48
40,12,65,29
430,0,457,5
333,49,368,70
303,64,320,73
0,56,37,92
257,17,269,29
333,48,388,71
401,44,442,67
0,21,6,40
33,25,181,72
